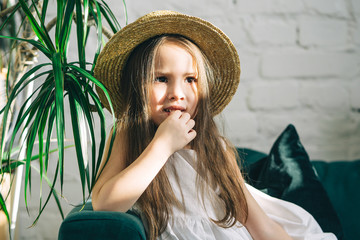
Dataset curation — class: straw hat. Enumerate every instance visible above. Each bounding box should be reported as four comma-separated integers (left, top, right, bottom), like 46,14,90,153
94,10,240,116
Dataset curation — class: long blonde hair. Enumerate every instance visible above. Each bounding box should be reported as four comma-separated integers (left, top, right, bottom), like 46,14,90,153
117,35,247,239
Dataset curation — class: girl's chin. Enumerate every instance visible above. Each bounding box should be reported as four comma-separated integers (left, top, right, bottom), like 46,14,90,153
154,111,171,122
151,116,166,126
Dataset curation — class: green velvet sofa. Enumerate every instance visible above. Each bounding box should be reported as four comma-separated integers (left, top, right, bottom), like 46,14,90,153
58,125,359,240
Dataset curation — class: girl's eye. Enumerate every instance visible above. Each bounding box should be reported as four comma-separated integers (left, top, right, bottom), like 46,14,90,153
155,76,167,83
186,77,197,83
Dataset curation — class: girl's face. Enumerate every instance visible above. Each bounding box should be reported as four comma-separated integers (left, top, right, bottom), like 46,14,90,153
150,42,199,126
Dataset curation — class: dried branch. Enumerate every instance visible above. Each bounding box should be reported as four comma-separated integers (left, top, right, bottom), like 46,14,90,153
0,3,18,18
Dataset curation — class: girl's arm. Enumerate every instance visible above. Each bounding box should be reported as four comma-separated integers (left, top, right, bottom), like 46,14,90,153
243,184,292,240
91,111,196,212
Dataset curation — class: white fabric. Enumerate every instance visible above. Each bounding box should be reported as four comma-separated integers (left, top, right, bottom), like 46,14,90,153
138,149,337,240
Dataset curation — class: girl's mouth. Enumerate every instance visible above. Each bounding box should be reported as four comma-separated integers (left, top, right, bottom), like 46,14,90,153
163,107,186,113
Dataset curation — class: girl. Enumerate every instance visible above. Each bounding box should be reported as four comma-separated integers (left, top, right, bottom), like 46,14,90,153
92,10,336,240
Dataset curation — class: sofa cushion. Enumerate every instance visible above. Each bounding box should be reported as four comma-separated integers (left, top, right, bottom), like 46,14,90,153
238,124,343,239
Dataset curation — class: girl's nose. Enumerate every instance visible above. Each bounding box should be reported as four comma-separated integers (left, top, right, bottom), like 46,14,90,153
167,82,185,101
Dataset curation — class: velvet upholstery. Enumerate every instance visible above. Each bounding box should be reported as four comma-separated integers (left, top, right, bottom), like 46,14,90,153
58,203,146,240
312,160,360,240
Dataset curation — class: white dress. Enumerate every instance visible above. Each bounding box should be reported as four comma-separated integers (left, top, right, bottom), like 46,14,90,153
136,149,337,240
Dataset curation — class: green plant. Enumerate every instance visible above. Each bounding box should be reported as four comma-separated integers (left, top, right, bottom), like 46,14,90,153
0,0,125,231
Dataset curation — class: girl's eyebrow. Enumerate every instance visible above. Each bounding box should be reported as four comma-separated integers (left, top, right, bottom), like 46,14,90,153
154,71,197,76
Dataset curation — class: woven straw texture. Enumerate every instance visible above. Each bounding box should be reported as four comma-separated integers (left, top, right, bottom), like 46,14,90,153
94,10,240,116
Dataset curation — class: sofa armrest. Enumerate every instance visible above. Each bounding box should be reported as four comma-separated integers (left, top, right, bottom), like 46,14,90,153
58,202,146,240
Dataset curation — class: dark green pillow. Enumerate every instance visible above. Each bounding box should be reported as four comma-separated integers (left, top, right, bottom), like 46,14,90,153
243,124,343,239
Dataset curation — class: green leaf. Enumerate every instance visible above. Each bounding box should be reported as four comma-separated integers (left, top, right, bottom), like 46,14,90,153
19,84,54,203
66,64,116,182
74,78,107,182
0,0,126,230
122,0,128,25
65,70,106,188
1,64,50,165
68,88,87,200
34,88,55,208
45,104,56,172
18,0,55,53
30,161,62,226
65,73,94,190
1,145,74,174
81,85,106,184
6,74,53,165
41,0,49,24
58,1,75,55
99,0,121,32
75,0,86,70
52,52,65,193
24,101,44,204
91,1,104,73
67,64,113,112
55,0,65,49
0,35,51,58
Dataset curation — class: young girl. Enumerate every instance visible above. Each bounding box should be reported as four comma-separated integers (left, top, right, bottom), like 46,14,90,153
92,10,336,240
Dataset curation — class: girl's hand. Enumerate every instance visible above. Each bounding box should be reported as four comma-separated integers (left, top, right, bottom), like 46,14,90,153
153,110,196,154
93,111,196,213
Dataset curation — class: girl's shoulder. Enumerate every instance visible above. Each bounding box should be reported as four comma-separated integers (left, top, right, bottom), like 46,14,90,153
98,127,128,171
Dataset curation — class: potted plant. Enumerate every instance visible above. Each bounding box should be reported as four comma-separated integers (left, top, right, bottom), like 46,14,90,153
0,0,125,238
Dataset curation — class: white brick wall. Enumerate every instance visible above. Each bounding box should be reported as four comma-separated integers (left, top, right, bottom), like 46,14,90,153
248,81,299,110
262,51,359,78
351,81,360,108
15,0,360,239
299,16,348,47
303,0,348,17
248,17,297,45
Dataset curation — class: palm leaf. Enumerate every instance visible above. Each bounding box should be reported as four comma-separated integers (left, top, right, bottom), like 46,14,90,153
52,52,65,193
0,35,51,58
55,0,65,49
66,64,117,182
66,74,94,191
81,82,107,184
4,70,53,164
89,2,103,72
0,0,127,231
58,1,75,55
0,64,51,164
31,161,62,226
41,0,49,24
1,145,74,174
122,0,128,25
18,0,55,52
45,103,56,172
99,0,121,32
67,87,89,200
75,0,87,70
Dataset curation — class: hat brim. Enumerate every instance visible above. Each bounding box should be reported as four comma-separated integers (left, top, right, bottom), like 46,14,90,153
94,10,240,116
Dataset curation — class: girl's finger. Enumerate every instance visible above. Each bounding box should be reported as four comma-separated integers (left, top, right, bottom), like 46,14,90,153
187,119,195,129
169,110,182,119
179,112,191,122
187,129,197,140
